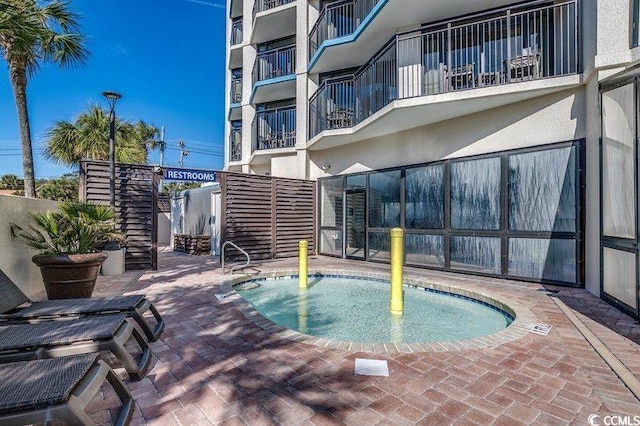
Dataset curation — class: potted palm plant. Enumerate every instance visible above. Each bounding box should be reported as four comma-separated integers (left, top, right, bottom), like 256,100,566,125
11,201,124,299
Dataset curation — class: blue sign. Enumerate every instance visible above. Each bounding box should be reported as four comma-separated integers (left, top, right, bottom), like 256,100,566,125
163,168,217,182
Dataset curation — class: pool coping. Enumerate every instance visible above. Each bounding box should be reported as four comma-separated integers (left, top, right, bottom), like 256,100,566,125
221,268,538,354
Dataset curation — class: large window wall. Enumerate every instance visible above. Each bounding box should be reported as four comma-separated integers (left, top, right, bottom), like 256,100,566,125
318,141,584,286
600,71,640,319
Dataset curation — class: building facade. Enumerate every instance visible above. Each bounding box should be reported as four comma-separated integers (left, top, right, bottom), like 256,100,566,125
225,0,640,319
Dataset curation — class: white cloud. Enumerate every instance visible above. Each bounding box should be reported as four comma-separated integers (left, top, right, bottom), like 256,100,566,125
181,0,225,9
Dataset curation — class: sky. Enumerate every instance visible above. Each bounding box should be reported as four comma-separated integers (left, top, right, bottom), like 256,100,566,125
0,0,227,179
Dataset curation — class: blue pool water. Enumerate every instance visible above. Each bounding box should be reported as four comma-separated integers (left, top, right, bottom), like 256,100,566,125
237,275,513,344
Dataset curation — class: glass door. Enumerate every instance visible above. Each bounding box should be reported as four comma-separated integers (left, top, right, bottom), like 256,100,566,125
345,189,366,259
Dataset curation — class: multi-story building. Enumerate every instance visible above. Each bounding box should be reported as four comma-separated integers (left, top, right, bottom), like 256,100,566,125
225,0,640,320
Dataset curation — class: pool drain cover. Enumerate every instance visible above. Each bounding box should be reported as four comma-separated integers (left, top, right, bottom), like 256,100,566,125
234,282,260,291
355,359,389,377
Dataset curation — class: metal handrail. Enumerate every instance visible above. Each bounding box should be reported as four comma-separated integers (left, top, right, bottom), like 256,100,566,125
221,241,250,275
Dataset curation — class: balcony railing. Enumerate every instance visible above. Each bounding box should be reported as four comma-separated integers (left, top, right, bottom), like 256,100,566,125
253,0,295,19
309,0,579,138
309,76,355,138
229,128,242,162
309,0,379,60
252,45,296,84
231,17,243,45
230,78,242,104
253,106,296,151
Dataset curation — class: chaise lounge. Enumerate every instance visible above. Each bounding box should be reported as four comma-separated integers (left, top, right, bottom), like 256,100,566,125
0,354,133,425
0,269,164,342
0,314,152,381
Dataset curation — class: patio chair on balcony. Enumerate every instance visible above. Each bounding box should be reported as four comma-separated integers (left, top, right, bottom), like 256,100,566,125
505,51,541,82
0,354,133,425
0,268,164,342
0,314,152,381
326,108,354,129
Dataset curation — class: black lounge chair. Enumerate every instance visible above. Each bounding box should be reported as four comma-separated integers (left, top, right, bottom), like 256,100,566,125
0,354,133,425
0,268,164,342
0,314,152,381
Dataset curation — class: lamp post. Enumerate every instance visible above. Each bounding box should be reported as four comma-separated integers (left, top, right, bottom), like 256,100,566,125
102,91,122,209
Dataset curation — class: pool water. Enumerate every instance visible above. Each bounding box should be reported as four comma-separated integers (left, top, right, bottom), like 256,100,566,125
237,275,513,344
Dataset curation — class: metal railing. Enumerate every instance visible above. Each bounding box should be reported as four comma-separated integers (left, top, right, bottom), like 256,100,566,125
252,45,296,84
253,0,295,20
231,17,243,45
309,76,355,137
230,78,242,104
229,128,242,162
221,241,250,275
308,0,579,138
253,106,296,151
309,0,379,60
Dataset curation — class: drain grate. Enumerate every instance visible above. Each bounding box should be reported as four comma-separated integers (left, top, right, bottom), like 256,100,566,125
355,359,389,377
530,323,552,335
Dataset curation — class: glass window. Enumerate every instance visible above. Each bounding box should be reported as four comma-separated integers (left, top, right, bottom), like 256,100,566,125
368,170,401,228
368,232,390,261
603,248,637,309
509,146,576,232
320,178,343,227
451,157,501,230
346,174,366,189
508,238,576,283
320,229,342,256
602,84,636,239
450,236,501,274
405,164,444,229
405,234,444,267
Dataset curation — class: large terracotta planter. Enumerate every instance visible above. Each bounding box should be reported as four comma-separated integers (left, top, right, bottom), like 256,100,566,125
32,252,108,299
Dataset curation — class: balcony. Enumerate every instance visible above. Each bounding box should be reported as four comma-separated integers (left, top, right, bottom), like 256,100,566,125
308,0,580,145
229,128,242,162
229,78,242,120
231,17,243,46
252,0,296,45
253,106,296,152
308,0,541,74
251,45,296,103
228,17,243,69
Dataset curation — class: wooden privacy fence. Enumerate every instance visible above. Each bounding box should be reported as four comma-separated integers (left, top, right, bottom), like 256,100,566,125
80,161,158,270
219,172,316,260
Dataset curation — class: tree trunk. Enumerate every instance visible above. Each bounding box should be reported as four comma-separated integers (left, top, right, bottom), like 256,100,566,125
9,64,36,198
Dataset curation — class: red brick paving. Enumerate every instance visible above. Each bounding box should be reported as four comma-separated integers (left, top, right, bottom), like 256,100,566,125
80,249,640,424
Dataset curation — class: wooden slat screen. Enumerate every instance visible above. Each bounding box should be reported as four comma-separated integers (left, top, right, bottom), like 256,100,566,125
80,161,157,270
220,172,315,260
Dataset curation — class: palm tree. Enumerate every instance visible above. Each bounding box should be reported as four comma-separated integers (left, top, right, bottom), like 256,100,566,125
0,0,88,198
45,105,160,167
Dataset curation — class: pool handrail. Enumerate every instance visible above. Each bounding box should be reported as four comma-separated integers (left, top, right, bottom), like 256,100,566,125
221,241,250,275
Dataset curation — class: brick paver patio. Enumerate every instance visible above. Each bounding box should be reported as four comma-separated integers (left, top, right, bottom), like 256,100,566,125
81,248,640,425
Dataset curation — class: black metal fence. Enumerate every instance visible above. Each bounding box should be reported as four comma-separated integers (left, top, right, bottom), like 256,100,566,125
253,105,296,151
309,0,579,138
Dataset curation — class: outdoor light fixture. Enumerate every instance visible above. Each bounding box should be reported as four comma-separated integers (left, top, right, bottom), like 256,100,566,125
102,91,122,209
321,164,331,171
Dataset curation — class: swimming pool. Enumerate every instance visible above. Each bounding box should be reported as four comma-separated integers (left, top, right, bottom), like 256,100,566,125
235,274,514,345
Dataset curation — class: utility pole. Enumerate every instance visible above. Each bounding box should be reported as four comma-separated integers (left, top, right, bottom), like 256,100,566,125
158,126,166,193
178,140,189,167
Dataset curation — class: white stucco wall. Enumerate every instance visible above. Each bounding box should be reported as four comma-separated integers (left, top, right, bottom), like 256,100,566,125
308,88,585,179
0,195,58,298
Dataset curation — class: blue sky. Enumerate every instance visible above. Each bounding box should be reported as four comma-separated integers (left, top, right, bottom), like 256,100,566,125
0,0,226,179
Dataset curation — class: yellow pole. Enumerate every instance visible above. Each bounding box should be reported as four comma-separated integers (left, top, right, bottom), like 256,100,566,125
390,227,404,315
299,240,308,289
